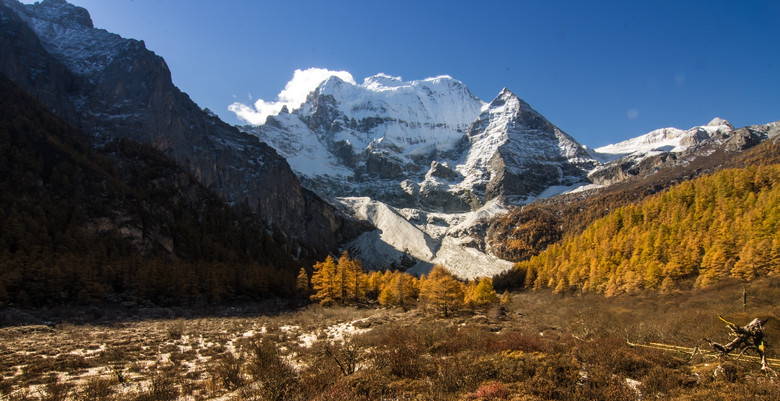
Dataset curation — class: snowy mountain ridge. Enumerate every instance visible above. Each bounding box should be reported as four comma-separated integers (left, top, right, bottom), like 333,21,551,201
585,117,778,187
255,73,487,179
242,74,594,214
593,117,736,162
237,70,776,278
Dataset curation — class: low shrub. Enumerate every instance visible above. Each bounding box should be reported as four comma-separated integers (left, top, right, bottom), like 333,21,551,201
208,352,245,391
134,369,180,401
78,376,117,401
247,339,298,399
466,381,510,400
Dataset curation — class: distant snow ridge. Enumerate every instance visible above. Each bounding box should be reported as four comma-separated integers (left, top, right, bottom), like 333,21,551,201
584,117,772,188
593,117,736,162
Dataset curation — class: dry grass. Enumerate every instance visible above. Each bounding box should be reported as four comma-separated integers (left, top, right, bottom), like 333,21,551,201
0,277,778,400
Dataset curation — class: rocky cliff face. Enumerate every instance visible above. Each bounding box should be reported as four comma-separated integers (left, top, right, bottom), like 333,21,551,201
0,75,307,305
0,0,364,256
0,0,76,117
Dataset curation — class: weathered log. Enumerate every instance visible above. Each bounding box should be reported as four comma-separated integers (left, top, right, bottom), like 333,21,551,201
705,315,770,371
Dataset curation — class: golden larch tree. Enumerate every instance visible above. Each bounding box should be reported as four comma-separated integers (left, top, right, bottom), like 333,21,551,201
465,277,499,309
420,265,464,317
311,255,337,305
378,271,417,310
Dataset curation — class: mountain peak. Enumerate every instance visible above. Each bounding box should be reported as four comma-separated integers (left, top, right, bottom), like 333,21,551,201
359,74,468,94
490,87,515,105
318,74,350,93
361,73,404,91
488,87,536,115
27,0,93,29
10,0,130,76
707,117,733,128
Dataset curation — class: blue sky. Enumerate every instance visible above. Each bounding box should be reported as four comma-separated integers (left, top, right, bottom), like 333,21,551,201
25,0,780,147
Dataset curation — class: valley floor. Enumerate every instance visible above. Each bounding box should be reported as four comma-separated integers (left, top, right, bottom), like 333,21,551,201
1,278,779,400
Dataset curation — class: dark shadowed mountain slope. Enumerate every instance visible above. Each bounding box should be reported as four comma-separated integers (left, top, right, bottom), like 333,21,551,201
0,75,302,306
0,0,366,258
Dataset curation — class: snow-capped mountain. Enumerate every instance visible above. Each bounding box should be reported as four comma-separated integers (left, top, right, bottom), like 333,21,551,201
242,74,595,213
593,117,735,161
237,69,777,278
457,88,595,205
237,73,598,277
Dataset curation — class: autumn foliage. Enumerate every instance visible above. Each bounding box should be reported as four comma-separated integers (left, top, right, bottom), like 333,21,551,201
308,254,499,314
309,252,367,306
507,164,780,295
419,265,465,316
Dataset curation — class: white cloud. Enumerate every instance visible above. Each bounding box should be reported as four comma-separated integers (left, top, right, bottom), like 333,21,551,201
229,68,355,125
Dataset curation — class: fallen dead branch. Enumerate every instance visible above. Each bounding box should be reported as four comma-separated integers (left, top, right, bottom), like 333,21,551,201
704,315,775,374
626,341,780,368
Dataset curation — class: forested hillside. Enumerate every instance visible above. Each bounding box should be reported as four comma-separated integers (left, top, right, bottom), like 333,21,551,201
501,164,780,295
0,76,298,307
488,135,780,264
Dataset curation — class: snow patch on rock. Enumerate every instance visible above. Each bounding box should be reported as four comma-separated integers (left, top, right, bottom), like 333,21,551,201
338,197,512,279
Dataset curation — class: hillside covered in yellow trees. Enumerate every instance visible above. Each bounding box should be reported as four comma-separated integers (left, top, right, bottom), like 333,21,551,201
508,164,780,295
